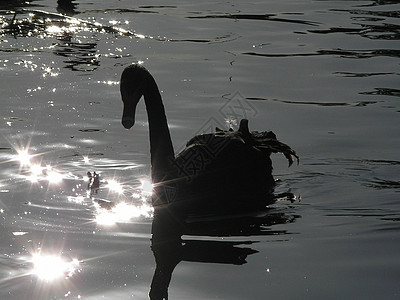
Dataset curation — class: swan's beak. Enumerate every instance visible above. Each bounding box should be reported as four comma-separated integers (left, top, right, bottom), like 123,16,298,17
122,116,135,129
120,72,142,129
121,96,139,129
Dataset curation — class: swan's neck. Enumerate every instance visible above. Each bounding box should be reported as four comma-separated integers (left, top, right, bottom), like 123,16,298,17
143,77,175,183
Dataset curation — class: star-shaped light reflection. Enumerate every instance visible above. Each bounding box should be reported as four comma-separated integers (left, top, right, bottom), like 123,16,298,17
30,253,80,281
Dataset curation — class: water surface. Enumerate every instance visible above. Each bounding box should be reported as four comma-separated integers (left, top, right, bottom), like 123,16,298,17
0,0,399,299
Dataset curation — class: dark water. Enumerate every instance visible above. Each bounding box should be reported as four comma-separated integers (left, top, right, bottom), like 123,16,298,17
0,0,399,299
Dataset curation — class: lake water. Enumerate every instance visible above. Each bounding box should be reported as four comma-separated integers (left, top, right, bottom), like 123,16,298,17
0,0,399,299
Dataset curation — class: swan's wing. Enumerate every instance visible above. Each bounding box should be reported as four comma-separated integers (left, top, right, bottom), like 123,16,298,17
184,127,299,167
186,133,215,147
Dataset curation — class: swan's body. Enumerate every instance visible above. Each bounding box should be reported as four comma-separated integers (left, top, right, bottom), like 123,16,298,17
120,64,298,214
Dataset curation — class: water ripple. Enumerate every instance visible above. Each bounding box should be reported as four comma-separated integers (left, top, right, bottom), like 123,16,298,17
309,23,400,40
188,13,320,26
243,48,400,58
332,8,400,19
366,178,400,190
169,33,240,44
360,88,400,97
246,97,379,107
334,72,397,77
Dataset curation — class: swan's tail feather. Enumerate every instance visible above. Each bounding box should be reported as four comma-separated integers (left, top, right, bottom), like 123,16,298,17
248,125,299,167
257,143,299,167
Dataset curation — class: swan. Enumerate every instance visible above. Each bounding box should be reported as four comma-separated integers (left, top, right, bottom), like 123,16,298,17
120,64,298,214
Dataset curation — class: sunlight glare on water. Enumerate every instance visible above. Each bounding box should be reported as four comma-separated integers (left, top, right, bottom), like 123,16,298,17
140,179,153,196
94,201,153,226
82,156,90,164
94,178,154,226
16,149,32,166
30,254,80,281
19,161,65,185
46,25,63,35
105,179,124,194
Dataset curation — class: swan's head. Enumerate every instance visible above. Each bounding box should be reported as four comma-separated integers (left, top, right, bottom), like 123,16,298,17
120,64,150,129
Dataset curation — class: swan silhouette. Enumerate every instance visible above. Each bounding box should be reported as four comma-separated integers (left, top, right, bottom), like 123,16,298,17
120,64,298,214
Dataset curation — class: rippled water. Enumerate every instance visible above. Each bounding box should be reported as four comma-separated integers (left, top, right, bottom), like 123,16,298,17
0,0,399,299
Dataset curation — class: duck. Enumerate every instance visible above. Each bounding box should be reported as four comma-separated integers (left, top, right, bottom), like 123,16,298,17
120,64,298,214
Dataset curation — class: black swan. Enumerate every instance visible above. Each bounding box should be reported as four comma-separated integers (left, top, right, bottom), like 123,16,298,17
120,64,298,214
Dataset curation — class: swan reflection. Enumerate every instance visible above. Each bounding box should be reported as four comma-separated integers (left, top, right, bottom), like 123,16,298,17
149,204,298,299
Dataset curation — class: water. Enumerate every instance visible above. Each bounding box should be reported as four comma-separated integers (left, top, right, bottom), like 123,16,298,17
0,0,399,299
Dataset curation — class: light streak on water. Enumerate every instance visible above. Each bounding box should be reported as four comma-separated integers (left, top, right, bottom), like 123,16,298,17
12,232,28,236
